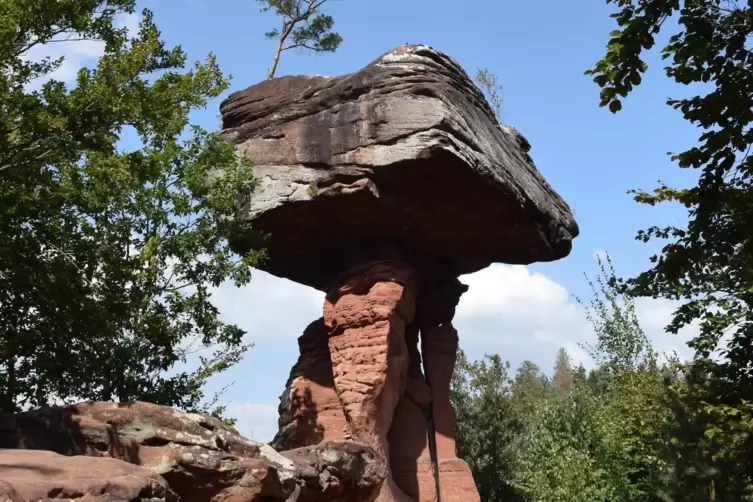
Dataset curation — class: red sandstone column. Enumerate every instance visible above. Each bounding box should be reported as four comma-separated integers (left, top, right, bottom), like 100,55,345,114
272,319,349,451
388,326,432,500
324,261,418,502
419,322,480,502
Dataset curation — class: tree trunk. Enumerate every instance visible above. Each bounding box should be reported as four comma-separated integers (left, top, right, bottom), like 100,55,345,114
267,39,284,79
1,356,16,413
267,23,292,79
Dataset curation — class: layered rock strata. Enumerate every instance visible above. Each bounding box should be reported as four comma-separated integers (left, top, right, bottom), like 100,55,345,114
220,44,579,292
0,401,386,502
219,44,580,501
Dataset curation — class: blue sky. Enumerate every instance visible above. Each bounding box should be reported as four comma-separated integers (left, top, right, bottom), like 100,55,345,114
142,0,699,290
34,1,704,440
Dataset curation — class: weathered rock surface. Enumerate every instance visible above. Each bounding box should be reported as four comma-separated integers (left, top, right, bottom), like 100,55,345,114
0,448,174,502
220,43,578,291
408,458,482,502
221,43,579,501
324,262,417,456
273,318,350,450
0,480,22,502
0,401,386,502
324,261,419,501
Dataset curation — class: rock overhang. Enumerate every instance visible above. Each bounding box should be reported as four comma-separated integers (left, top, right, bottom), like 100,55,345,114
219,44,579,291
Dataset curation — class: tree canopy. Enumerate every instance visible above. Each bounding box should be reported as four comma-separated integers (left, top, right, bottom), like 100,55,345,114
0,0,260,414
258,0,343,78
587,0,753,391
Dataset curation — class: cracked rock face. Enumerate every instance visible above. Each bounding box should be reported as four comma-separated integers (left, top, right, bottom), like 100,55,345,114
273,318,350,451
220,43,579,291
0,401,386,502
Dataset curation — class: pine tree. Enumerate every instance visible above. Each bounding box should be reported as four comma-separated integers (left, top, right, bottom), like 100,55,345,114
553,348,574,396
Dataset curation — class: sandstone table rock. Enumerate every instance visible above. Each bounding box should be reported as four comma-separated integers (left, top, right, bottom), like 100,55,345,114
0,401,386,502
221,43,578,292
219,44,579,502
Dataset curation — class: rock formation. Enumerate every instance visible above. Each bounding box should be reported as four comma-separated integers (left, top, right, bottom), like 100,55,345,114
0,449,175,502
219,44,579,502
273,319,349,450
0,401,386,502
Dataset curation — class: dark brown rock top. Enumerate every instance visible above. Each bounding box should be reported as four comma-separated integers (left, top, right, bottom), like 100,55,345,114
220,44,579,290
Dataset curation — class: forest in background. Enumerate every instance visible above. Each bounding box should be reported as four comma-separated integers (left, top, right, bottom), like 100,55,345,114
1,1,752,500
452,254,753,501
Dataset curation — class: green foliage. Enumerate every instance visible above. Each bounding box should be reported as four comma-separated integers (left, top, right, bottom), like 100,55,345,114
0,0,260,414
258,0,343,78
577,253,670,502
658,362,753,501
510,360,550,419
454,255,683,501
588,2,753,496
587,0,753,400
552,347,574,396
577,253,655,374
514,388,622,502
452,350,526,501
475,67,503,123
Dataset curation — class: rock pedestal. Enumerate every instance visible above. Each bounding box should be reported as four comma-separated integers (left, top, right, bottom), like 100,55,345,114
418,324,479,502
219,43,579,501
324,262,419,502
274,263,479,502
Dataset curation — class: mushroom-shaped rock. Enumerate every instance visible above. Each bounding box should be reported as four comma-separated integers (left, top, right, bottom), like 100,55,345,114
220,44,578,291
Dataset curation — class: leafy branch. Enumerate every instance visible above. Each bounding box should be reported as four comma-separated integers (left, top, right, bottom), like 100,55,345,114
258,0,343,78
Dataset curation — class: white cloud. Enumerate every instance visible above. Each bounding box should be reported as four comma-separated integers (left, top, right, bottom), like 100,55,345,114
209,270,324,343
454,264,592,372
454,264,696,371
634,297,697,361
203,263,700,445
458,265,580,321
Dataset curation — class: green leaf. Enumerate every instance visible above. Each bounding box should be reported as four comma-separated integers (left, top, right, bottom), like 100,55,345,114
0,0,261,413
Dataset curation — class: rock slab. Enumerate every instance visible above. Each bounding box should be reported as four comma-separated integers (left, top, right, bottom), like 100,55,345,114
0,448,174,502
220,43,579,291
0,401,386,502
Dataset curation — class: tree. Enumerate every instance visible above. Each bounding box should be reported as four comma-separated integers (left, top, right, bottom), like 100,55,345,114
513,389,622,502
588,0,752,400
577,253,669,502
552,347,574,396
0,0,260,413
475,67,503,122
451,349,525,501
510,360,550,419
658,363,753,502
258,0,343,79
576,253,654,374
589,2,753,495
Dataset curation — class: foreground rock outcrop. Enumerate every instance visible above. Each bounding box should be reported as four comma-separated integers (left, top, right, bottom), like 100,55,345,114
219,44,579,502
0,449,174,502
0,401,386,502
